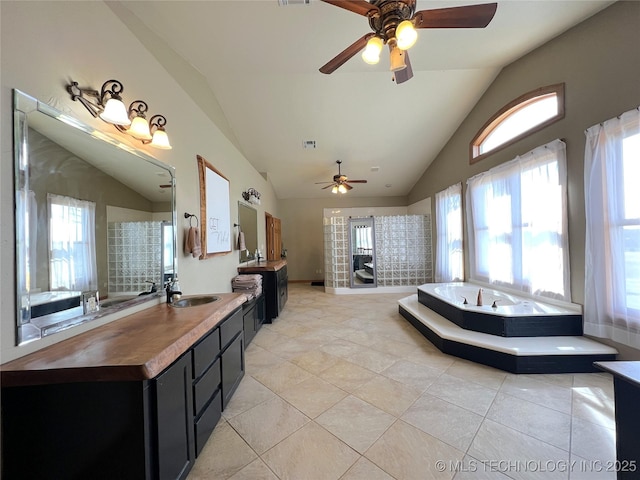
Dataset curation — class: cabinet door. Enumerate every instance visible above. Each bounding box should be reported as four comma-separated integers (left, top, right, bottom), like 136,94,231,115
155,353,196,480
221,333,244,409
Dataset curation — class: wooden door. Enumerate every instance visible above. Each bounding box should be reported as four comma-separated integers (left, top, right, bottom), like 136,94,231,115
265,213,282,261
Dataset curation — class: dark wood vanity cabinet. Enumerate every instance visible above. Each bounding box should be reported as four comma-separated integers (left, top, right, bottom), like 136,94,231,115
243,293,266,346
2,352,196,480
237,261,287,323
1,306,245,480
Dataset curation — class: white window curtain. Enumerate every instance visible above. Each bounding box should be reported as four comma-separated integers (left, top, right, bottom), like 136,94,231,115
466,139,570,301
48,194,97,292
354,225,373,254
584,107,640,348
435,182,463,282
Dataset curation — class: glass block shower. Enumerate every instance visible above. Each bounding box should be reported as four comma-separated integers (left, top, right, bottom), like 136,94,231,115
108,221,163,294
324,214,433,289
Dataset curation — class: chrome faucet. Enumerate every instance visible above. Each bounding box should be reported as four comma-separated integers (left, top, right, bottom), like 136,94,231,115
165,278,182,304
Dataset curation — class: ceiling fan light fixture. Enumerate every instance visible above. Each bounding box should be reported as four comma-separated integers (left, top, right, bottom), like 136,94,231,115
396,20,418,50
338,184,348,194
361,36,383,65
331,185,339,194
389,45,407,72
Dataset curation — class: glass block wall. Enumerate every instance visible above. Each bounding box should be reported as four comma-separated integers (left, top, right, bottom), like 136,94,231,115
108,221,163,294
375,215,433,287
324,214,433,289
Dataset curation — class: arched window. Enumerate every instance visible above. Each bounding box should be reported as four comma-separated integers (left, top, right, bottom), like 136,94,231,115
470,84,565,164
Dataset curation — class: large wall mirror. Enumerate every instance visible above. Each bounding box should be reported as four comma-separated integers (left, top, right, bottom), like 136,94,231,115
238,202,258,263
13,89,176,345
349,216,377,288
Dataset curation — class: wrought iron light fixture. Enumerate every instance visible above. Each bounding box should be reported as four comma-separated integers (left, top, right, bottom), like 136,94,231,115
67,79,172,149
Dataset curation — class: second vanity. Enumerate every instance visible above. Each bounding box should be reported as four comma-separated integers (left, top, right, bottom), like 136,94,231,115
1,293,247,480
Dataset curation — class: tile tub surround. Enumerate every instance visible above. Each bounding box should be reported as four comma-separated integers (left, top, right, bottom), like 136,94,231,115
187,283,618,480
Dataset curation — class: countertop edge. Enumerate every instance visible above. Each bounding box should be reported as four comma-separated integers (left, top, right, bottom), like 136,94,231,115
1,293,247,387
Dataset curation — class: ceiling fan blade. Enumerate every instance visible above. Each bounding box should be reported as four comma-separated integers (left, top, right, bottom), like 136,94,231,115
394,50,414,84
320,32,375,74
322,184,336,190
413,3,497,29
320,0,380,17
315,181,334,184
343,182,354,190
346,180,368,183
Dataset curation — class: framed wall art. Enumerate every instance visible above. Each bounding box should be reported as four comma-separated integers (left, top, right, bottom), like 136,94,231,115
197,154,231,257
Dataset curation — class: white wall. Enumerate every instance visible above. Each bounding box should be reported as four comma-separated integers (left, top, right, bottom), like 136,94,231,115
0,2,278,362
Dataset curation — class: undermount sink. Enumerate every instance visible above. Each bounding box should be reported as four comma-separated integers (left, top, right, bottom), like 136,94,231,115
171,295,221,308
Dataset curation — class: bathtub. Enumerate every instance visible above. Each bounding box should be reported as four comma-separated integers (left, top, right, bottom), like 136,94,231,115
417,282,583,337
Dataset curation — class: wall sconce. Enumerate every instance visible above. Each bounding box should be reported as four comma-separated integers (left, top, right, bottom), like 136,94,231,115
242,188,261,205
67,79,172,149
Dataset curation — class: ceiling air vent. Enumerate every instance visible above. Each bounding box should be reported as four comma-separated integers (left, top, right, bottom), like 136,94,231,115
302,140,316,149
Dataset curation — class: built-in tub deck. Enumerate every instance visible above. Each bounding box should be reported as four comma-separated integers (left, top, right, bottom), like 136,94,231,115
399,293,617,374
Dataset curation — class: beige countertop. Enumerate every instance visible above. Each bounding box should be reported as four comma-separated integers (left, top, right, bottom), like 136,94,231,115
0,293,247,387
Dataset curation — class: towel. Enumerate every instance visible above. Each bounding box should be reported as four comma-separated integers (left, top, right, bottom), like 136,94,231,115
184,226,202,258
237,231,246,251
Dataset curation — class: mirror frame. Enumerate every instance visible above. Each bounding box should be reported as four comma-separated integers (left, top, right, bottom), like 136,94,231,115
238,202,258,263
348,216,377,288
13,89,177,345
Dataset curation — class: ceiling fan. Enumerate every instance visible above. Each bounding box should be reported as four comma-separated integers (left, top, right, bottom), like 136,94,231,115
316,160,368,193
319,0,498,83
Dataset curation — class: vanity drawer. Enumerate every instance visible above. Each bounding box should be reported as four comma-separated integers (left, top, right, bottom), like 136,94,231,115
195,388,222,456
220,308,243,348
192,328,220,379
193,358,221,416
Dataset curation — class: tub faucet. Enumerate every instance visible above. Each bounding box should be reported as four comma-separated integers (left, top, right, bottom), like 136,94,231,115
165,278,182,304
476,288,483,306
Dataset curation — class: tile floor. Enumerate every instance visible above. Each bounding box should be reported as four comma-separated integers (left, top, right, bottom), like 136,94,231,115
187,284,617,480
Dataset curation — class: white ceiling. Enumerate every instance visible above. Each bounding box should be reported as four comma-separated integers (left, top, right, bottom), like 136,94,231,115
119,0,613,199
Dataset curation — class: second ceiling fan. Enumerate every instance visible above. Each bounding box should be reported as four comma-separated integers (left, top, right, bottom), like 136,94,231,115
319,0,498,84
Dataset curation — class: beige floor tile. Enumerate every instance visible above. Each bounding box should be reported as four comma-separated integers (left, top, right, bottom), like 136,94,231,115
341,456,395,480
468,419,569,480
353,375,422,417
318,358,379,392
279,376,348,418
251,360,312,393
222,375,279,419
426,373,498,416
365,420,465,480
452,456,513,479
261,421,360,480
227,458,279,480
188,420,257,479
571,386,615,429
486,392,571,451
320,338,369,358
401,393,483,451
445,359,507,390
381,359,443,391
500,375,572,414
570,417,616,463
316,395,396,454
243,344,285,374
568,454,617,480
227,396,309,454
344,347,400,373
289,348,340,375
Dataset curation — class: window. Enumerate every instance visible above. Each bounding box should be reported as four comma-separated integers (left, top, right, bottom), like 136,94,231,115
48,194,97,292
435,183,463,282
466,139,569,300
470,84,565,164
584,107,640,348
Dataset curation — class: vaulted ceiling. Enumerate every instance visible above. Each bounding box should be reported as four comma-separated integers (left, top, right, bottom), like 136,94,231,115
118,0,613,199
